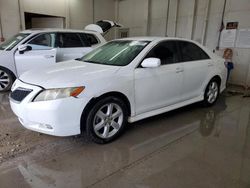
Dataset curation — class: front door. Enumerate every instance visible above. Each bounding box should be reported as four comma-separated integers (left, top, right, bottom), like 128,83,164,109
15,33,56,76
134,41,183,115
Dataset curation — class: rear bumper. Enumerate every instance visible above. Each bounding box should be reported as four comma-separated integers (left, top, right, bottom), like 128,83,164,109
9,80,90,136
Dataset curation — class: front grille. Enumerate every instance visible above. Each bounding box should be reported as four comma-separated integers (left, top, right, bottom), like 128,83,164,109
10,88,33,102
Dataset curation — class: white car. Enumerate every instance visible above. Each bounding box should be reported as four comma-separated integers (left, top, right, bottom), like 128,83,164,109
0,20,120,91
10,37,227,144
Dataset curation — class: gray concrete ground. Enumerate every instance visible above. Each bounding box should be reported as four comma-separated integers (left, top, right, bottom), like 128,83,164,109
0,90,250,188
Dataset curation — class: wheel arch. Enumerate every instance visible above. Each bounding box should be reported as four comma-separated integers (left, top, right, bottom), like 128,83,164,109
0,66,16,80
211,75,221,86
80,91,131,132
204,75,222,92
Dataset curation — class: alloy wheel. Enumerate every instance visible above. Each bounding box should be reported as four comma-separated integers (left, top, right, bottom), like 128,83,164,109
207,81,219,104
93,103,124,139
0,70,10,91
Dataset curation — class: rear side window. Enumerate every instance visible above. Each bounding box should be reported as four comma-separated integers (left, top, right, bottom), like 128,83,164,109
85,34,99,45
57,33,87,48
145,41,180,65
178,41,210,62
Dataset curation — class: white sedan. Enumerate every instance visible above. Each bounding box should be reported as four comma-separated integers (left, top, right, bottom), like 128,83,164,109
10,37,227,144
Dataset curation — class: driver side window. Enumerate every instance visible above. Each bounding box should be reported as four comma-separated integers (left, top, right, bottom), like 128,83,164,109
145,41,180,65
28,33,55,50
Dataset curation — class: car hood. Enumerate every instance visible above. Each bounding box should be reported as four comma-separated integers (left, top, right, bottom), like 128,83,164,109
20,60,121,88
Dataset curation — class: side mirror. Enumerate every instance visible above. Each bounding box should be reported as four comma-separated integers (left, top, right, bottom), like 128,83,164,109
18,44,32,54
141,58,161,68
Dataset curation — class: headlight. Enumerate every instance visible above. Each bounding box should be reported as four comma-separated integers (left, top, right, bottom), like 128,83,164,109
33,86,85,102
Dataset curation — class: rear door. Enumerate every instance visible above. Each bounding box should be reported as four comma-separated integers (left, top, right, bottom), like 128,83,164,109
14,33,57,76
55,32,92,62
177,41,211,101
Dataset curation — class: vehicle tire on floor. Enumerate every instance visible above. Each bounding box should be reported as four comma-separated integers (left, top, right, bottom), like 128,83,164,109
0,68,14,92
203,78,220,107
85,96,128,144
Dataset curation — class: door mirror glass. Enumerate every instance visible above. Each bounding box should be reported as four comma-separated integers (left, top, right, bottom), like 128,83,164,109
18,44,32,54
141,58,161,68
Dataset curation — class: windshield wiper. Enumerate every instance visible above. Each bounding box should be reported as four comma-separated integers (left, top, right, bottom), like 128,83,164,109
83,60,104,64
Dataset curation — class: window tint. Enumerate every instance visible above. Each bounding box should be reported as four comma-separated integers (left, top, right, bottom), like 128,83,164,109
79,34,91,47
145,41,180,65
28,33,55,50
57,33,85,48
85,34,99,45
178,41,210,62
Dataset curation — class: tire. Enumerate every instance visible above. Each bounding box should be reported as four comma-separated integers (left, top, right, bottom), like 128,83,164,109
0,68,14,92
85,96,128,144
203,78,220,106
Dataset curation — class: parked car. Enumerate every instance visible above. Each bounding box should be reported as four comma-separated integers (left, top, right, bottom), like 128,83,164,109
9,37,227,144
0,20,121,91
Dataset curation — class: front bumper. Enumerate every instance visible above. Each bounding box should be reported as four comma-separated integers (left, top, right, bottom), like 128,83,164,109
9,80,89,136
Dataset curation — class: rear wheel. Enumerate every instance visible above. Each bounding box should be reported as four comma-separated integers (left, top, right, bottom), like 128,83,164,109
0,68,14,92
203,79,220,106
85,96,128,144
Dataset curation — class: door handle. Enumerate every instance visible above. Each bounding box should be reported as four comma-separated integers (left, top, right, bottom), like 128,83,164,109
44,55,55,59
176,67,184,73
208,62,214,67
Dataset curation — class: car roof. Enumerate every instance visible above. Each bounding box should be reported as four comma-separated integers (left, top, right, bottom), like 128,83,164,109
20,28,98,34
115,36,195,43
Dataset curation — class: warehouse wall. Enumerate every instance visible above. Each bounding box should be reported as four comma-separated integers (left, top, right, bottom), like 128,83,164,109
0,0,115,40
116,0,250,87
69,0,93,29
0,0,21,40
0,0,249,86
117,0,149,36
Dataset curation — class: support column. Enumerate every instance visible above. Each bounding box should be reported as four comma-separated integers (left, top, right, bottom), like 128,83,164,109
146,0,152,36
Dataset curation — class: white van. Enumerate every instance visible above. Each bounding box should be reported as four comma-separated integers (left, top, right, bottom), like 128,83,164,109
0,20,121,91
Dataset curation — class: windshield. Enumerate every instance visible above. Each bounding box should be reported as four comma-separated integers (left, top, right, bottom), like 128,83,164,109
0,33,30,51
81,40,149,66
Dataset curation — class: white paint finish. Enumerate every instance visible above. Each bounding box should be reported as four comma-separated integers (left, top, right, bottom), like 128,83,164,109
56,47,93,62
9,37,226,136
0,0,249,86
0,29,106,77
181,60,209,100
15,49,57,77
135,63,183,114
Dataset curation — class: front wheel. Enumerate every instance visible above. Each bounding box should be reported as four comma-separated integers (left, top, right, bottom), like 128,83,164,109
85,96,128,144
203,79,220,106
0,68,14,92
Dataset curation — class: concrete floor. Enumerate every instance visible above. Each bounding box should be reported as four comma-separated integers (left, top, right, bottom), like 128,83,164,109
0,91,250,188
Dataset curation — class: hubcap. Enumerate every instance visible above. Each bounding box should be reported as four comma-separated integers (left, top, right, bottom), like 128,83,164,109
0,70,10,91
93,103,124,139
207,82,218,104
